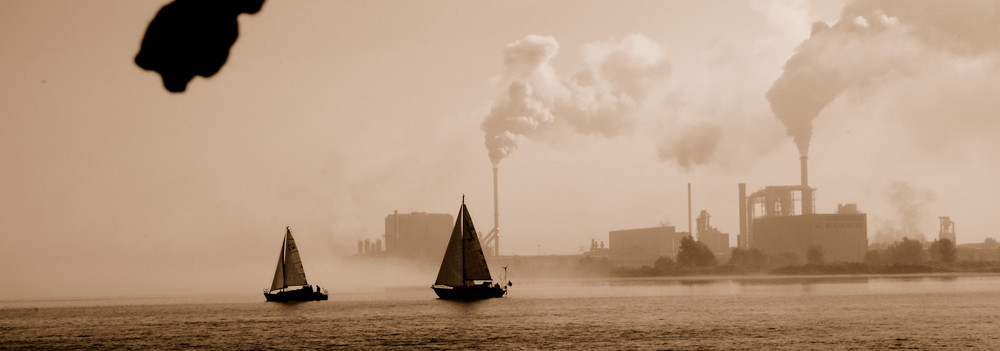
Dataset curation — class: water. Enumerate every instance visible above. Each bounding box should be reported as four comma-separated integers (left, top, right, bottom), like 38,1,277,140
3,274,999,350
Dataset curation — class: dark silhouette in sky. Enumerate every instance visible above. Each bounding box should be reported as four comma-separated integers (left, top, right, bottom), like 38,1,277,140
135,0,265,93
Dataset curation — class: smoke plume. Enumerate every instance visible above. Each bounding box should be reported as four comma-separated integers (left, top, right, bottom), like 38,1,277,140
872,180,936,244
482,34,670,165
766,0,1000,156
656,122,724,170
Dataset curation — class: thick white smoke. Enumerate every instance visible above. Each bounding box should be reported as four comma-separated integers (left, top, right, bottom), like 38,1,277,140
656,121,725,170
481,34,670,165
871,180,936,244
766,0,1000,156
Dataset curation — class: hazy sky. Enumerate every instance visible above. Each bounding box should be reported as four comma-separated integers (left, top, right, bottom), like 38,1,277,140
3,0,999,299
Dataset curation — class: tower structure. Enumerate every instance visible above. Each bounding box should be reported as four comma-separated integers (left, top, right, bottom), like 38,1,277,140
938,216,956,243
481,167,501,256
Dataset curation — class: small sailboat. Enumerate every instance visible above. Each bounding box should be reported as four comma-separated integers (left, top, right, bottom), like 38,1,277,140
432,196,510,299
264,227,328,302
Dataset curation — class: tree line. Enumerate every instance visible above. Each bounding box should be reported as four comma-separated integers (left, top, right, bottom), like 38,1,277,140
587,236,970,277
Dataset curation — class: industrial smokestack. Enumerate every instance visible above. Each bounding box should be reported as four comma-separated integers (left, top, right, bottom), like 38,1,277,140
738,183,747,249
800,156,813,215
687,183,692,238
481,167,501,256
493,166,500,256
394,210,399,253
800,156,808,187
493,167,499,230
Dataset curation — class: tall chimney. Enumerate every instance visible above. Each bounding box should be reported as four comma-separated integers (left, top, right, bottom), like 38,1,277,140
800,156,813,215
738,183,747,249
493,167,499,230
687,182,692,238
800,156,808,187
394,210,399,253
492,166,500,256
481,167,501,257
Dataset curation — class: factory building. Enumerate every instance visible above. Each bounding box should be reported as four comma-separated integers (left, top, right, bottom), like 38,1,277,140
383,211,453,263
749,211,867,262
737,156,868,262
696,210,730,254
609,226,687,267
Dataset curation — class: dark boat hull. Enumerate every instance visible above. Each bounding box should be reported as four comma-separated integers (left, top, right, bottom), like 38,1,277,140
264,286,328,302
433,285,506,300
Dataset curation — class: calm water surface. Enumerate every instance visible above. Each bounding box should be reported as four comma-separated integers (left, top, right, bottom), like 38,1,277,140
2,275,999,350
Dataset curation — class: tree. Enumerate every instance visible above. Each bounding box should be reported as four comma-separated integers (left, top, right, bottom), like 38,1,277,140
728,248,767,270
942,241,958,263
766,252,801,268
653,255,676,273
885,237,925,265
985,237,998,248
928,238,957,264
806,246,824,265
865,249,885,264
677,236,717,267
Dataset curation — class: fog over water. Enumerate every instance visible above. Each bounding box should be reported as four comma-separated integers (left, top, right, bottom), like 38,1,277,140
3,276,999,349
3,0,1000,301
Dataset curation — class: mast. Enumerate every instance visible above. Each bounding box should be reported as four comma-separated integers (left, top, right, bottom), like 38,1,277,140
461,195,467,286
434,196,492,288
279,233,286,289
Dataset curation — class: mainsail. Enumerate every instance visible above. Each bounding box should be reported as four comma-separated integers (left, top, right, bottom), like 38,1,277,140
434,201,493,287
269,227,309,291
461,206,492,281
435,214,464,287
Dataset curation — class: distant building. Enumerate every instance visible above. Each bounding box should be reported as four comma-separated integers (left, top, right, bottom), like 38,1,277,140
956,239,1000,261
750,213,868,262
740,180,868,263
356,238,383,255
384,211,453,263
738,155,869,263
838,203,859,214
608,226,687,267
939,216,956,243
696,210,730,254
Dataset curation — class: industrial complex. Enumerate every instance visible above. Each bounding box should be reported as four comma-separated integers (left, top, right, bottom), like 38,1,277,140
352,155,999,272
594,155,867,266
736,156,868,262
607,226,687,267
696,210,730,255
354,210,456,267
355,167,503,264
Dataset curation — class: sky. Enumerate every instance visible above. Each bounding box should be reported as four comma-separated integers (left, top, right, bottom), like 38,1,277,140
2,0,999,299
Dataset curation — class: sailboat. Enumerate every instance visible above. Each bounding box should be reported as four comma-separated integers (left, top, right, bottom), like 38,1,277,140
263,227,328,302
432,196,510,299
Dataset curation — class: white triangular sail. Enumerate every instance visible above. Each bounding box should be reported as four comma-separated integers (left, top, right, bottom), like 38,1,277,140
434,201,493,287
282,228,309,287
269,235,286,291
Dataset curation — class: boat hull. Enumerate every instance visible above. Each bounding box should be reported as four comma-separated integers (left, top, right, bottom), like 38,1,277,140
433,285,506,300
264,286,328,302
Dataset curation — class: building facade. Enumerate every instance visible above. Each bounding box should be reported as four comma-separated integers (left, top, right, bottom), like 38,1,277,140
750,213,868,263
696,210,731,254
609,226,687,267
384,211,453,263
